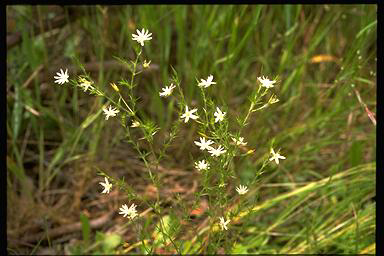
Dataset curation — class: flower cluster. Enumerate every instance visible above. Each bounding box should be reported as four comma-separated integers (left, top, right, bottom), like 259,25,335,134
53,27,289,235
98,177,140,220
194,137,227,157
53,69,122,121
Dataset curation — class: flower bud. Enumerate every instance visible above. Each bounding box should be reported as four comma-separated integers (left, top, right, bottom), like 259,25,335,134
110,82,119,92
143,59,151,69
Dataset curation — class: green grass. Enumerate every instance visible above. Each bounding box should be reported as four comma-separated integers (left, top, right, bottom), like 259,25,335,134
7,4,376,254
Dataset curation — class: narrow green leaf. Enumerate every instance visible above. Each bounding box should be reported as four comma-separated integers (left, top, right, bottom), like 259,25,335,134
356,20,377,38
80,213,91,245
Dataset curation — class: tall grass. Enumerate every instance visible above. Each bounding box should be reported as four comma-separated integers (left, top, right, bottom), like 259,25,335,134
7,4,376,254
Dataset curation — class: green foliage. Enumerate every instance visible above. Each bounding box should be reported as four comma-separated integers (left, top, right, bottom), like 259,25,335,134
7,4,376,255
95,232,122,254
80,214,91,246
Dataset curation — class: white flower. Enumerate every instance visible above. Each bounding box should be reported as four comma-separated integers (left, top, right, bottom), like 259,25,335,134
180,106,199,123
236,185,248,195
219,217,230,231
130,120,140,127
195,160,210,171
54,68,69,85
119,203,138,220
194,137,214,151
257,76,276,88
99,177,112,194
198,75,216,88
269,148,286,165
132,28,152,46
159,83,176,97
78,77,93,92
214,107,226,123
103,105,120,120
232,137,247,146
208,145,227,157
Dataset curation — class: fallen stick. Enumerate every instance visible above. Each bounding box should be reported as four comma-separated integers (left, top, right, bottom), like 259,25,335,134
18,211,114,244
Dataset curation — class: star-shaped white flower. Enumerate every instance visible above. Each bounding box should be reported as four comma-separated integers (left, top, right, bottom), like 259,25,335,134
208,145,227,157
232,137,247,146
132,28,152,46
219,217,230,231
103,105,120,120
214,107,226,123
99,177,112,194
194,137,214,151
54,68,69,85
180,106,199,123
119,203,138,220
269,148,286,165
257,76,276,89
159,83,176,97
195,160,210,171
236,185,248,195
198,75,216,88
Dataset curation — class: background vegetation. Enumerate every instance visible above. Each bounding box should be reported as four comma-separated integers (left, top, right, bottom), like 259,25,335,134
7,5,376,254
